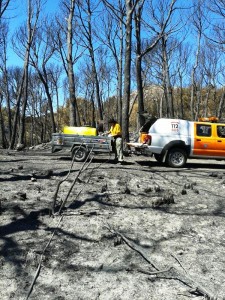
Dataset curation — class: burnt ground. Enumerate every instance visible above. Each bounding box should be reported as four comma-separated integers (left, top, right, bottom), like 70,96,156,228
1,145,225,300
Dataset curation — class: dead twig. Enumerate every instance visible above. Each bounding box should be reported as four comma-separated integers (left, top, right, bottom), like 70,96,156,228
66,155,112,210
170,252,187,274
52,144,112,214
170,253,217,299
135,266,172,276
51,151,76,214
57,149,94,215
26,151,111,299
25,216,63,300
106,226,218,300
105,224,159,271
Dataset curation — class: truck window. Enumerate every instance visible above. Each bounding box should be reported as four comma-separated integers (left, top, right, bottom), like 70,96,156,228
217,125,225,138
196,124,211,137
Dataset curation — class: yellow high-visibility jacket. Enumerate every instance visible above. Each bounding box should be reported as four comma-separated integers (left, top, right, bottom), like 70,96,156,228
109,123,122,137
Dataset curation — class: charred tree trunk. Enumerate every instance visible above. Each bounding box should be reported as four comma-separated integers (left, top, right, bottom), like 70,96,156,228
9,70,26,149
134,2,145,128
122,0,133,143
17,0,42,148
217,88,225,120
2,34,12,141
161,36,174,118
37,68,56,133
0,95,7,148
117,13,124,125
67,0,80,126
85,0,103,121
18,64,29,148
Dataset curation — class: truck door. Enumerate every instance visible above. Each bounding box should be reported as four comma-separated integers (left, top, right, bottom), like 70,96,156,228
214,125,225,156
193,123,215,156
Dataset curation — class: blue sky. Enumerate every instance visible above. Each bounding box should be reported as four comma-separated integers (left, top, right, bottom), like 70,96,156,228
8,0,60,26
6,0,60,66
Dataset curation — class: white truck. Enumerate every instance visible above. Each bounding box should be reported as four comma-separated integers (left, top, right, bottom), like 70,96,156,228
129,117,225,168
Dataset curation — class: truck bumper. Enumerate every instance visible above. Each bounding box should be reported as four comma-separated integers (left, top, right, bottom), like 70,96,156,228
126,142,152,156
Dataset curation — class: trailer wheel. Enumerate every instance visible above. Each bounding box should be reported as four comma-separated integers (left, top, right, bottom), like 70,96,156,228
154,153,163,163
166,148,187,168
72,146,88,162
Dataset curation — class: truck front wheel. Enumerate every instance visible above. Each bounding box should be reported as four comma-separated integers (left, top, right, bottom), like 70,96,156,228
72,146,88,162
166,148,187,168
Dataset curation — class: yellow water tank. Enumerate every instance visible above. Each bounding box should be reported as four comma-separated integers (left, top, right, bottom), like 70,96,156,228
63,126,97,136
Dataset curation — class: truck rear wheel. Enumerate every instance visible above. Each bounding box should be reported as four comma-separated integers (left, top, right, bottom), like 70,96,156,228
166,148,187,168
72,146,88,162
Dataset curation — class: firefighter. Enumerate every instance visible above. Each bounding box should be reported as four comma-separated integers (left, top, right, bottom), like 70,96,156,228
107,118,124,164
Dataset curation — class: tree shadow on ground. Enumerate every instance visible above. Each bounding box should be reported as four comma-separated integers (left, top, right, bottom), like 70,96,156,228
136,159,225,170
0,169,81,182
158,198,225,218
68,190,225,219
0,208,48,237
0,158,28,163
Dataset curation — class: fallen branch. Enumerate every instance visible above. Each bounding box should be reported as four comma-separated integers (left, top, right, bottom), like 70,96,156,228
170,253,217,300
135,266,172,276
25,216,63,300
51,143,95,214
57,149,95,215
26,151,111,299
105,224,159,271
51,152,76,214
52,146,113,214
66,156,111,210
106,226,218,300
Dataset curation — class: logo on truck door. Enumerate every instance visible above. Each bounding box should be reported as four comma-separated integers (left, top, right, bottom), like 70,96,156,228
171,122,179,131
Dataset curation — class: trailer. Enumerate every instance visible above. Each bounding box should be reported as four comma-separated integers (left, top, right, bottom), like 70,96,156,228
52,132,112,162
